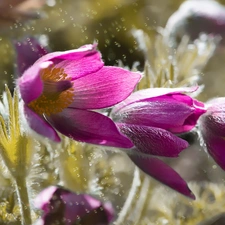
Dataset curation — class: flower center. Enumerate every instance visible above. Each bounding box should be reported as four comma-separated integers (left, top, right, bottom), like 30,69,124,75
28,66,74,116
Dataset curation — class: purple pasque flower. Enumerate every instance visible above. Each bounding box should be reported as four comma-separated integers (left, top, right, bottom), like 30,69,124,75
112,86,206,157
198,97,225,170
34,186,114,225
110,87,206,199
18,43,141,147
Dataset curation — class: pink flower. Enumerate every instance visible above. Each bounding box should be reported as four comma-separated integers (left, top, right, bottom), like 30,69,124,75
110,87,206,199
112,87,206,157
18,44,141,147
34,186,114,225
198,97,225,170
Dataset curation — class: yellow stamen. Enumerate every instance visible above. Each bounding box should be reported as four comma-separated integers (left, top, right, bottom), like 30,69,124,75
28,66,74,116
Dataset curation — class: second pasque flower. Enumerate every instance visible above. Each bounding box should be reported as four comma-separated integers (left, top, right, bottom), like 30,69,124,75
198,97,225,170
112,87,206,157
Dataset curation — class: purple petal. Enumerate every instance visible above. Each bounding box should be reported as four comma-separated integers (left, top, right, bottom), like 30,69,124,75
112,88,206,134
207,113,225,136
117,123,188,157
47,108,133,148
113,95,194,132
199,106,225,170
34,186,57,211
55,51,104,80
18,61,52,104
169,97,206,133
129,155,195,199
18,44,103,104
70,66,141,109
201,98,225,136
36,44,99,64
24,105,60,142
13,37,49,77
201,133,225,171
113,86,198,112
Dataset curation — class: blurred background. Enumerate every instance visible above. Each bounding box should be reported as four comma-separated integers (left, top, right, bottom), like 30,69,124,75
0,0,195,92
2,0,225,99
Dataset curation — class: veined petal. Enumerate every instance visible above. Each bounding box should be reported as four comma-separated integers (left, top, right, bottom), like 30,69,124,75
55,51,104,80
70,66,142,109
24,105,60,142
113,86,198,112
113,95,194,131
169,99,206,133
118,123,188,157
112,88,206,134
129,155,195,199
47,108,133,148
18,44,103,104
36,44,99,63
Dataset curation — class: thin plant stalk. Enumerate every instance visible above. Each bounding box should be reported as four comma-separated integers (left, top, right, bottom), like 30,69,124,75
14,176,32,225
127,174,150,223
116,166,141,225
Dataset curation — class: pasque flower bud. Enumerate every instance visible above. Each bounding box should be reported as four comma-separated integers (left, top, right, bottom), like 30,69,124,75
112,87,206,157
110,87,206,199
198,97,225,170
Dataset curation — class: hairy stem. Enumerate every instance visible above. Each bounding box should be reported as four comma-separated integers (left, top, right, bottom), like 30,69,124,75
116,167,141,225
127,173,150,223
15,177,32,225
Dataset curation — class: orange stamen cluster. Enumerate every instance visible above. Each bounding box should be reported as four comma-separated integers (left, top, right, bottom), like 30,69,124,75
28,66,74,116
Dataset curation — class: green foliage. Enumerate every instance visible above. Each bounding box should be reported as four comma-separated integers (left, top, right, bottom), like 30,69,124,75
134,30,217,89
0,86,33,177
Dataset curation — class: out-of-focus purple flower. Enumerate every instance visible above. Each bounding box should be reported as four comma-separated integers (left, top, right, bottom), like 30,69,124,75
34,186,114,225
165,0,225,47
14,37,49,77
112,87,206,157
198,97,225,170
18,43,141,147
